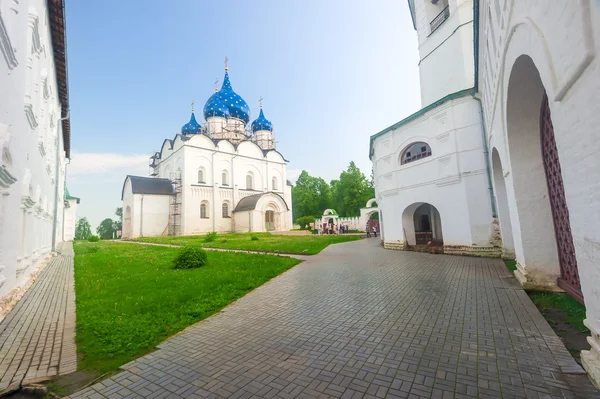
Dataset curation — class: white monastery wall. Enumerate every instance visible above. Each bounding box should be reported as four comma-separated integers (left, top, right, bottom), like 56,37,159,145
0,0,68,298
372,95,495,252
478,0,600,385
62,198,78,241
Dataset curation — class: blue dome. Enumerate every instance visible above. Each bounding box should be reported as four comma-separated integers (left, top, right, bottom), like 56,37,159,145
251,109,273,133
181,112,201,134
203,71,250,124
203,92,230,119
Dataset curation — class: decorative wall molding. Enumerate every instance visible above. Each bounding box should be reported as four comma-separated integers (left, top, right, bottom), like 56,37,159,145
0,166,17,189
0,9,17,69
24,103,38,129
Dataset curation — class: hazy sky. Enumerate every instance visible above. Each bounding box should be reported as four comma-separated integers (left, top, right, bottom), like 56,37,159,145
66,0,421,229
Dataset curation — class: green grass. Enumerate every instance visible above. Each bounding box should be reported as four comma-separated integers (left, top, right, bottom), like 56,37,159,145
73,241,299,373
504,259,517,273
135,232,361,255
528,292,589,333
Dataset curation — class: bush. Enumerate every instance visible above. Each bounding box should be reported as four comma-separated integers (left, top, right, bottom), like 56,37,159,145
220,239,228,243
204,232,217,242
87,235,100,242
250,235,259,241
173,246,208,269
295,216,316,230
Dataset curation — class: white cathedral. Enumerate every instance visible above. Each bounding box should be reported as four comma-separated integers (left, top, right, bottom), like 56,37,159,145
371,0,600,385
121,65,293,239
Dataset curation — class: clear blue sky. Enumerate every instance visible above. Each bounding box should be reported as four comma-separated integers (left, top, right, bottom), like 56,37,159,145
66,0,421,229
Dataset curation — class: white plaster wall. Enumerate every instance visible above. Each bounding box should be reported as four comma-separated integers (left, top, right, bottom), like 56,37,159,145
0,0,68,298
372,97,494,246
478,0,600,369
413,0,475,106
131,194,170,238
62,199,77,241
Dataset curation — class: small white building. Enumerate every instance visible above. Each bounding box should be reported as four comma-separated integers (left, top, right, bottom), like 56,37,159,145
371,0,600,386
62,187,80,241
0,0,72,299
121,66,293,238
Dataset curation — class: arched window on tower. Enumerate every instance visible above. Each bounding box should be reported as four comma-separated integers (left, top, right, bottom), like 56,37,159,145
400,142,432,165
246,173,253,190
272,176,277,191
222,202,229,218
198,167,206,184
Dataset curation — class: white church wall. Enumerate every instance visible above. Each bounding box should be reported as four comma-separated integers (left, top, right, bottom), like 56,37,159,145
0,0,68,299
131,194,170,238
479,0,600,384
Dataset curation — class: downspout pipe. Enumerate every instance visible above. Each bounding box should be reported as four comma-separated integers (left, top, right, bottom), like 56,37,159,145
471,0,497,218
51,109,70,252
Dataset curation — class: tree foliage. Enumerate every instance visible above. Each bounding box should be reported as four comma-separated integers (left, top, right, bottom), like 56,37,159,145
291,162,374,219
96,218,116,240
330,161,374,217
291,171,332,219
75,217,92,240
295,216,315,230
114,207,123,231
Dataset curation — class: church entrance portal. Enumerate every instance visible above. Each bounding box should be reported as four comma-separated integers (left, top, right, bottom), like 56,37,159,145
265,210,275,231
540,94,582,302
402,203,443,248
505,55,582,303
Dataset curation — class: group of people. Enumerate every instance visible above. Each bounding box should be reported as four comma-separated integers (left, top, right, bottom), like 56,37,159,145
317,224,349,235
366,224,377,238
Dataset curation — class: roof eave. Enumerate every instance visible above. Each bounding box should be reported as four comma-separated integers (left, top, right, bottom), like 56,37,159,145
368,88,474,159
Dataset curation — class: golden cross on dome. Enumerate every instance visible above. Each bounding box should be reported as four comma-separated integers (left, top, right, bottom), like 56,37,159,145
191,100,195,112
259,96,263,109
214,78,219,92
224,56,228,71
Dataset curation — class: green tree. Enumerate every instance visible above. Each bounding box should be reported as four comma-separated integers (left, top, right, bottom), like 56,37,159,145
96,218,116,240
295,216,316,230
74,217,92,240
333,161,375,217
291,171,333,219
114,207,123,231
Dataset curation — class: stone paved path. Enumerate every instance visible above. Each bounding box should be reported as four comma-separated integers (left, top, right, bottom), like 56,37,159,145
70,239,599,398
0,242,76,393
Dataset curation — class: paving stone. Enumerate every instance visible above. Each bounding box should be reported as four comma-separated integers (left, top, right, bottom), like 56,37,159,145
0,242,76,393
67,239,599,398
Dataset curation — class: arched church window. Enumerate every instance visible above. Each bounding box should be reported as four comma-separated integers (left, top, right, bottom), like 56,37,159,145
222,202,229,218
401,142,432,165
200,202,209,219
272,176,277,191
198,168,206,184
246,173,253,190
222,170,228,186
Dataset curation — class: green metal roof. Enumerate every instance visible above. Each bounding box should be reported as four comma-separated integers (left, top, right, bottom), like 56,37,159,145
369,88,474,159
65,186,80,203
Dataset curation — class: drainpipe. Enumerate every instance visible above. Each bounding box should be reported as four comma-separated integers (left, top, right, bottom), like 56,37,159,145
51,109,69,252
470,0,497,218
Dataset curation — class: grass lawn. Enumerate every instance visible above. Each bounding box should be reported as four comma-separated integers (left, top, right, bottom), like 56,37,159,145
528,292,588,333
135,232,361,255
73,241,299,373
504,259,517,273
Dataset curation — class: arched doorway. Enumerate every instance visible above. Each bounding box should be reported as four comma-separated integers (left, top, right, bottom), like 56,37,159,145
367,211,379,235
123,206,132,239
505,55,582,302
265,210,275,231
402,203,443,248
491,148,515,258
